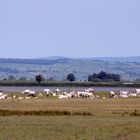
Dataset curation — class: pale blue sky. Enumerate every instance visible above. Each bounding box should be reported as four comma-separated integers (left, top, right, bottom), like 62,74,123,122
0,0,140,58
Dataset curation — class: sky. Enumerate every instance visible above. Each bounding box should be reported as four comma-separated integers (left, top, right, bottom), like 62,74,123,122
0,0,140,58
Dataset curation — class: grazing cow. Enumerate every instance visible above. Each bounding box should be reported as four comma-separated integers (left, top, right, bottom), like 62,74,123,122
56,89,60,92
136,89,140,96
120,91,129,95
58,95,68,99
52,93,57,96
38,93,43,97
44,89,51,97
109,91,115,98
77,91,95,99
119,94,128,98
23,89,30,94
114,95,119,99
13,95,17,99
44,89,50,93
23,90,36,97
129,93,137,97
119,91,129,98
44,89,55,97
56,89,60,95
96,95,100,99
0,92,7,100
85,88,94,93
0,92,4,97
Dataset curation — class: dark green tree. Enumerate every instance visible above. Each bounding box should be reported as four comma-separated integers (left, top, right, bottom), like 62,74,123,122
66,73,75,82
35,74,44,83
88,71,121,82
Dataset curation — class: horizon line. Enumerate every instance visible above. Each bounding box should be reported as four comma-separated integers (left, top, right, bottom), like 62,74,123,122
0,55,140,59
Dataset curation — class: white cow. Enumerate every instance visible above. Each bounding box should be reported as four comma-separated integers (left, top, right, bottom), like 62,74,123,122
56,89,60,92
0,92,3,96
13,95,17,99
119,94,128,98
38,93,43,97
44,89,55,97
44,89,50,93
136,89,140,95
129,93,137,97
109,91,115,98
56,89,60,95
77,91,95,99
0,92,7,100
23,89,36,97
85,88,94,93
44,89,50,96
58,95,68,99
119,91,129,98
114,95,119,99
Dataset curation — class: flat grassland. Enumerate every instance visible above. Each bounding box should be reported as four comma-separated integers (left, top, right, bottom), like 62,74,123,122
0,98,140,140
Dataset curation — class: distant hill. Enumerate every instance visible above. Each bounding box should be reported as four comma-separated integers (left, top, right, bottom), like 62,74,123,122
93,56,140,63
43,56,69,60
0,57,140,81
43,56,140,63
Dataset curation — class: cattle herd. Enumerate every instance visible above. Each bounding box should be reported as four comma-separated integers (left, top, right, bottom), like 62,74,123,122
109,89,140,99
0,88,140,100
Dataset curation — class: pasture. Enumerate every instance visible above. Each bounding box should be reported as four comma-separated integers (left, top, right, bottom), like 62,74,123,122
0,95,140,139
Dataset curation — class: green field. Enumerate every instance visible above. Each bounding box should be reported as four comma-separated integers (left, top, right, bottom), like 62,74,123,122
0,97,140,140
0,81,140,87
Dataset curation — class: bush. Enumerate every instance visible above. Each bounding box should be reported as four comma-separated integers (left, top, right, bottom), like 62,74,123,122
66,73,75,82
88,71,121,82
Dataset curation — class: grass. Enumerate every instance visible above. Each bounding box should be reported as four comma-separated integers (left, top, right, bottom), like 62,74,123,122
0,80,140,87
0,115,140,140
0,109,92,116
0,81,123,87
0,97,140,139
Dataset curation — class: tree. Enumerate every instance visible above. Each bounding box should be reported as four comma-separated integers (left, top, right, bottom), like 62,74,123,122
8,75,16,81
98,71,107,80
35,74,44,83
88,71,121,82
66,73,75,82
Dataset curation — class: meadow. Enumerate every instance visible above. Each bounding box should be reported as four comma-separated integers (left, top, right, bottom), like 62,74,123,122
0,81,140,88
0,94,140,140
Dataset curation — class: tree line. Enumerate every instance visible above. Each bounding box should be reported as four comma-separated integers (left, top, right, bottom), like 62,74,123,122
88,71,121,82
35,71,121,83
4,71,121,83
